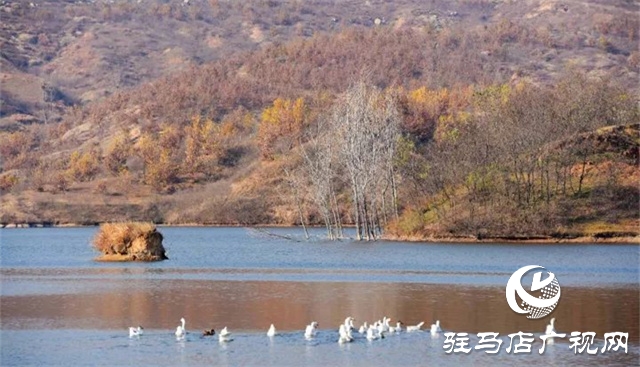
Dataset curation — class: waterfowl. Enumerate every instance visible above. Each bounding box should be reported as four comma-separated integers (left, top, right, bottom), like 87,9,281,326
202,329,216,336
219,326,232,342
366,325,379,340
344,316,355,331
382,317,391,333
267,324,277,337
376,317,390,335
430,320,442,334
358,322,368,334
129,326,143,337
304,321,318,339
389,321,403,333
545,318,556,335
338,324,353,343
175,318,186,339
406,321,424,332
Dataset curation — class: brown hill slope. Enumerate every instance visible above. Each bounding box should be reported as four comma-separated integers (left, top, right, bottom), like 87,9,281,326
2,0,638,129
387,124,640,242
0,0,638,232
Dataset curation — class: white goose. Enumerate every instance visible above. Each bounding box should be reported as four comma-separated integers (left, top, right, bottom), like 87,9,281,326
175,318,186,339
219,326,232,342
267,324,277,337
406,321,424,332
389,321,403,333
366,324,379,340
344,316,355,331
358,322,368,334
430,320,442,334
379,317,390,334
338,324,353,344
129,326,143,337
545,318,556,335
304,321,318,339
544,317,558,345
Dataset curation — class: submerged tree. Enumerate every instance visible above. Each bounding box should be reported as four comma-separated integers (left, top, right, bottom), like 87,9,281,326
301,117,343,239
304,81,401,240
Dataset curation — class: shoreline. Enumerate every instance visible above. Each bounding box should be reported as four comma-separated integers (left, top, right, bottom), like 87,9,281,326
2,222,638,244
0,222,310,228
381,233,640,244
94,254,168,262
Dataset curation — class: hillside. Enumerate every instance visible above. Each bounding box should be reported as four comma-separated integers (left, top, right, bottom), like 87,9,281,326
2,0,638,129
0,0,525,129
386,124,640,242
0,0,638,240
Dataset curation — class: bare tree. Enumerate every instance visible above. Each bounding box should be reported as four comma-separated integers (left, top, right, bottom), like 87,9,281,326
329,81,401,240
300,118,342,239
283,167,309,240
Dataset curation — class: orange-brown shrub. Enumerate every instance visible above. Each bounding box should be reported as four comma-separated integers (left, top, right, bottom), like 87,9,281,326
92,222,157,254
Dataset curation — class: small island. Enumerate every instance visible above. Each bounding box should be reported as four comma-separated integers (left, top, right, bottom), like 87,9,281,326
93,222,168,262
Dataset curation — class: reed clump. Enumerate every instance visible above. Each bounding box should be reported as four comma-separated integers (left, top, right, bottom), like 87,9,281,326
93,222,167,261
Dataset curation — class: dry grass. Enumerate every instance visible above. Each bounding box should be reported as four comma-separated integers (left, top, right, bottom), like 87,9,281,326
92,222,156,255
1,1,638,231
577,219,640,236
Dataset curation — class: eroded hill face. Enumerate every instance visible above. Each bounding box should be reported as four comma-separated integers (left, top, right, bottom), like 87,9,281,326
0,0,638,231
1,0,472,128
2,0,638,127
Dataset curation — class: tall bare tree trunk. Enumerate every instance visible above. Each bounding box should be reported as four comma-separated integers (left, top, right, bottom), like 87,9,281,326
330,189,343,238
390,169,399,221
352,183,362,240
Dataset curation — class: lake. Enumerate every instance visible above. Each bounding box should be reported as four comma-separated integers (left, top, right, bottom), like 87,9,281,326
1,227,638,366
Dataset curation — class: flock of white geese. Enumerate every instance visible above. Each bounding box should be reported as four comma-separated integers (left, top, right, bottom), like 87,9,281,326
129,317,558,344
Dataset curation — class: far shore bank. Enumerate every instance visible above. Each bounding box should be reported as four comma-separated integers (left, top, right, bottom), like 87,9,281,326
381,233,640,244
2,222,638,244
0,222,320,229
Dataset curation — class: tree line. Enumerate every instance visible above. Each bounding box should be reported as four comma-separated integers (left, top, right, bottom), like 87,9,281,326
392,73,638,237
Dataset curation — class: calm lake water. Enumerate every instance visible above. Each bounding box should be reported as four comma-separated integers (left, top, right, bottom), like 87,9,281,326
1,227,638,366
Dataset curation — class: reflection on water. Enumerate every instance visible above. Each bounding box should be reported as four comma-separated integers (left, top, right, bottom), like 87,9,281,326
2,279,638,343
3,328,637,367
1,227,638,287
0,227,638,366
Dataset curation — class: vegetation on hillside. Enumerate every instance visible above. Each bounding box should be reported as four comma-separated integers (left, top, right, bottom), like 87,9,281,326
387,83,639,239
0,1,638,240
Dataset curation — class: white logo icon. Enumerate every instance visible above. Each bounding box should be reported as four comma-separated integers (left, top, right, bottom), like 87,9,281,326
506,265,561,319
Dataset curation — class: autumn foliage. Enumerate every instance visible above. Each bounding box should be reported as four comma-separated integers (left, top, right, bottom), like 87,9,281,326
92,222,167,261
1,0,638,234
257,98,306,159
66,150,100,182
